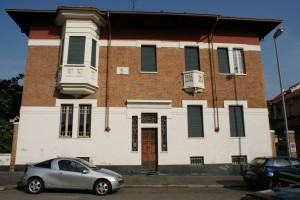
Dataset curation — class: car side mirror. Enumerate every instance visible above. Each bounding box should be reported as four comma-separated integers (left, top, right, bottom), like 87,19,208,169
82,169,89,174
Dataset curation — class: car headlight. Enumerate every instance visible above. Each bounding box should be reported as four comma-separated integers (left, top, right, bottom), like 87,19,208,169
116,177,124,183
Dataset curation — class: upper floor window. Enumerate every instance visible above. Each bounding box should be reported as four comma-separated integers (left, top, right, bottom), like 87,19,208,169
217,47,246,74
79,105,91,138
217,48,230,74
91,39,97,67
67,36,86,64
141,45,157,72
185,47,200,71
229,106,245,137
233,49,245,74
187,106,204,137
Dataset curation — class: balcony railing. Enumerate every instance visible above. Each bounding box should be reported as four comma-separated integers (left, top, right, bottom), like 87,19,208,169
182,70,205,96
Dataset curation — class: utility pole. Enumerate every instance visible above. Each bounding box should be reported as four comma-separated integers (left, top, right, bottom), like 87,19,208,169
132,0,137,11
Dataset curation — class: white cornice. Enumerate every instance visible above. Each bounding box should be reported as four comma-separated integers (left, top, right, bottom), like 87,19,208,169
55,9,108,27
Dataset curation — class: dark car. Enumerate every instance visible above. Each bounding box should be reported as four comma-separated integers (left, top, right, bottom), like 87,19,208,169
240,185,300,200
243,157,300,188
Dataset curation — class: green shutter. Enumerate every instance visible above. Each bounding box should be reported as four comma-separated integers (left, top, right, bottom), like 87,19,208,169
91,39,97,67
188,106,204,137
185,47,200,71
229,106,245,137
141,46,157,72
67,36,85,64
218,48,230,73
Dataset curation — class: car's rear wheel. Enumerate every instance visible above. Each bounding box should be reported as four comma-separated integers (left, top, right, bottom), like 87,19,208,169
26,177,44,194
94,179,111,196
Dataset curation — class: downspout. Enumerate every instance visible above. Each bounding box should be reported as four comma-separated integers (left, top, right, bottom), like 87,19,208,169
209,17,220,132
105,12,112,132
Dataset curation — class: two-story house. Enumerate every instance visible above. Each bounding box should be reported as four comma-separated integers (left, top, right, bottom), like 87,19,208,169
6,6,281,174
268,82,300,157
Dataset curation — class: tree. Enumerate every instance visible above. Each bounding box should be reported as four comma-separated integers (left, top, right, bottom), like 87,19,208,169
0,73,24,153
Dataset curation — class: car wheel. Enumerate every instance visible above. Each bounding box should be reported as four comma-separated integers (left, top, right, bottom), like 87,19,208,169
94,179,111,196
26,177,44,194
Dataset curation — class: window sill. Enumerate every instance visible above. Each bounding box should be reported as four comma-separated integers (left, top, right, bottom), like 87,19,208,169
219,73,247,76
140,71,158,74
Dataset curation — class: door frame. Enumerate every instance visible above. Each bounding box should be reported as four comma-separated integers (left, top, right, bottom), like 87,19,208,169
141,128,158,172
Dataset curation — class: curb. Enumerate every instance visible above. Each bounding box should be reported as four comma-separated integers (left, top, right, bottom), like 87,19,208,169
0,184,247,191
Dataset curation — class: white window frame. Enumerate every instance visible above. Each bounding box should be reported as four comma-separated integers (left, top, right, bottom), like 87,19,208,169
78,105,92,138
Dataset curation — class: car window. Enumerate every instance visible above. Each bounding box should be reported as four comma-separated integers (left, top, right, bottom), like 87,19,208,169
291,159,300,168
249,158,267,166
58,160,87,173
34,159,52,168
273,159,291,167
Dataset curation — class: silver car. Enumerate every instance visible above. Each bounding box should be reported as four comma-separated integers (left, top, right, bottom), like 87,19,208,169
22,157,124,195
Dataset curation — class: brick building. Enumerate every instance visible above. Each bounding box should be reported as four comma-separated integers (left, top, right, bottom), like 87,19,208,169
6,6,281,174
268,82,300,158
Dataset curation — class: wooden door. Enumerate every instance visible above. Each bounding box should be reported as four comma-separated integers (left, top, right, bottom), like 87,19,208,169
141,128,157,171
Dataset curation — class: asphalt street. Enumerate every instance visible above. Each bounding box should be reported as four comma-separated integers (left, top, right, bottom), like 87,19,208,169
0,187,253,200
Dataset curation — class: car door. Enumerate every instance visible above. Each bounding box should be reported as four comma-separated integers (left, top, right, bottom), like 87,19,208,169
57,159,92,189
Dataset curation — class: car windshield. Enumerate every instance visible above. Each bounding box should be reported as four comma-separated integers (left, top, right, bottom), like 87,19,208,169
75,158,100,169
250,158,267,166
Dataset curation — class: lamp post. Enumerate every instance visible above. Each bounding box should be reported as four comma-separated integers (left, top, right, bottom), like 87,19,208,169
273,28,291,158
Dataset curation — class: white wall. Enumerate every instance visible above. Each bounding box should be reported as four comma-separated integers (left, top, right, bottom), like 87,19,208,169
0,154,11,166
16,101,272,166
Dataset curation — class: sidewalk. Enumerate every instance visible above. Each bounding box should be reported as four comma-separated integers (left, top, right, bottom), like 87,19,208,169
0,172,247,191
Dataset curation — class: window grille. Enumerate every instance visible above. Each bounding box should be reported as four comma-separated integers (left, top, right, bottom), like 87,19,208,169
232,156,247,165
78,105,91,137
60,104,73,137
161,116,167,151
132,116,138,151
190,156,204,165
141,113,157,123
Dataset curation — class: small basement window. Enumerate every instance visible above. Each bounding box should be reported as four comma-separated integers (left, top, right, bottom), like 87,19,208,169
77,157,90,162
190,156,204,165
232,156,247,165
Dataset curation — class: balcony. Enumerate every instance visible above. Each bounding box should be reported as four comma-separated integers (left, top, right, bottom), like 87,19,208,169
57,65,98,97
182,70,205,96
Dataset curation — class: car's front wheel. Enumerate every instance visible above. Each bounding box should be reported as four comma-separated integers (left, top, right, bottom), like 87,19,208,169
94,179,111,196
26,177,44,194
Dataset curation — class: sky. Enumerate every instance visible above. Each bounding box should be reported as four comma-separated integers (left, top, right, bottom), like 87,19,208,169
0,0,299,100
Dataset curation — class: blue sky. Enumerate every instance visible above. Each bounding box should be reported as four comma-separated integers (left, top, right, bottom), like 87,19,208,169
0,0,299,99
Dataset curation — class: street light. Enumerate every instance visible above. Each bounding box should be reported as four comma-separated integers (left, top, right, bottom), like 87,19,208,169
273,27,291,157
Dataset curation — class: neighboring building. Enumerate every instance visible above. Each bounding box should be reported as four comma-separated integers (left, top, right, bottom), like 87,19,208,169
268,82,300,157
6,6,281,174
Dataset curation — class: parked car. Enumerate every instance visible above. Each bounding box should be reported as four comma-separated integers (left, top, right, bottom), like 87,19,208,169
240,185,300,200
22,157,124,195
243,157,300,189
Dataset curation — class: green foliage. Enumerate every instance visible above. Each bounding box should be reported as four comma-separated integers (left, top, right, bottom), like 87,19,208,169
0,119,13,153
0,73,24,153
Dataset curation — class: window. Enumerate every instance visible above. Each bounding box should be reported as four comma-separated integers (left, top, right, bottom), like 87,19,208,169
58,160,87,173
132,116,138,151
141,113,158,123
161,116,167,151
187,106,204,137
229,106,245,137
190,156,204,165
232,156,247,164
67,36,85,64
34,159,53,169
141,45,157,72
59,39,64,65
60,105,73,137
79,105,91,137
217,48,230,73
273,159,291,167
185,47,200,71
91,39,97,67
233,49,245,74
77,157,90,162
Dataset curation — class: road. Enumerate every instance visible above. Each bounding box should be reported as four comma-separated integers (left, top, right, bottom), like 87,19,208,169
0,187,254,200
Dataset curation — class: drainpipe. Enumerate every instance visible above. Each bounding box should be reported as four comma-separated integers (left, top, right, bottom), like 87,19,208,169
209,17,220,132
105,12,112,132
